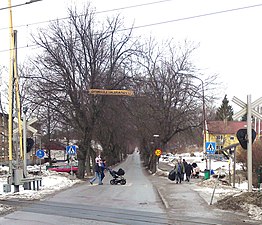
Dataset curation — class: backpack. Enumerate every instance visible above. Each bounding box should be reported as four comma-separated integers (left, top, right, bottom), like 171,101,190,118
168,169,176,181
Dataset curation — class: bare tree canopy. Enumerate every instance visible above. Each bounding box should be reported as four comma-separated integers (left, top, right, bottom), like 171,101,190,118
20,5,219,176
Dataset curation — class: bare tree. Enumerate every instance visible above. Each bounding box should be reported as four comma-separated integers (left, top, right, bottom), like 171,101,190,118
25,5,138,178
130,38,216,172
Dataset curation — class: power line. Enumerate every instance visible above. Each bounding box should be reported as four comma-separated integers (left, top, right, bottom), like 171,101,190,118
0,0,42,11
119,3,262,31
0,2,262,53
0,0,174,31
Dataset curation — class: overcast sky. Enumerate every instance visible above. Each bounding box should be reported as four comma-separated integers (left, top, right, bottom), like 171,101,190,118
1,0,262,111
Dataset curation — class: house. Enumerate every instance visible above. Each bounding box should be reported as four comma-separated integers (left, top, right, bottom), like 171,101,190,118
41,140,67,162
206,121,248,150
0,113,9,164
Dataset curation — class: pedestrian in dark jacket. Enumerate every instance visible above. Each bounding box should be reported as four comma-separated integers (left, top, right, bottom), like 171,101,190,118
182,159,187,181
185,163,193,182
174,160,185,183
100,160,107,182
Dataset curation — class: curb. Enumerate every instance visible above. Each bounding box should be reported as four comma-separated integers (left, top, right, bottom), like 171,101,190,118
155,186,169,209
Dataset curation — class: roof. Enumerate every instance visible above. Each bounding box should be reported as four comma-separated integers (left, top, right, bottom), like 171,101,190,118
42,141,66,151
207,121,248,134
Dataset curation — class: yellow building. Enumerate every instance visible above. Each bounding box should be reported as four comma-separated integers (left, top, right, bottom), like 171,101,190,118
206,121,248,151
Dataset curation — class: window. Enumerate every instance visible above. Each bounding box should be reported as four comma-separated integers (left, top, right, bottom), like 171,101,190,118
216,135,223,140
230,136,234,140
216,145,223,150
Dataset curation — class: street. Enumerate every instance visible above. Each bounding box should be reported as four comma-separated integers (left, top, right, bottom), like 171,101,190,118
0,152,260,225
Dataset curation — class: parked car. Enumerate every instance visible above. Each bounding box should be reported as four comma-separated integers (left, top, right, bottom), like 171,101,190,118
48,165,78,174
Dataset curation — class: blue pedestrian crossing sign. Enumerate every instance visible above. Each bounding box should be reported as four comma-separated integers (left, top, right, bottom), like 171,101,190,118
66,145,77,155
206,142,216,154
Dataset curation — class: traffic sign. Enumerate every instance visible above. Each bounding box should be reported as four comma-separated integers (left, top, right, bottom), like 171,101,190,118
66,145,77,155
155,149,162,157
206,142,216,154
236,129,256,150
232,96,262,120
89,89,134,96
36,149,45,159
14,117,38,134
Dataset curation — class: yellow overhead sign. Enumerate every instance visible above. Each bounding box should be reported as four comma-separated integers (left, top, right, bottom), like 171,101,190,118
89,89,134,96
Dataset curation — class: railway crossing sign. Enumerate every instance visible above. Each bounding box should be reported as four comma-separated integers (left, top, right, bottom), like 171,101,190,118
232,96,262,120
232,95,262,192
66,145,77,155
206,142,216,154
14,117,38,134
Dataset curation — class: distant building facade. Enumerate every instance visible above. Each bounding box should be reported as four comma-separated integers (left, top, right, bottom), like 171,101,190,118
206,121,248,150
0,113,9,163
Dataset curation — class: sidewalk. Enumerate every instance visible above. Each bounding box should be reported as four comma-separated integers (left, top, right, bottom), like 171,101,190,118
148,161,260,225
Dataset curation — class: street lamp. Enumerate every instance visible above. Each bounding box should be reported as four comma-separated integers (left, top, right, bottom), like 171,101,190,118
178,72,207,167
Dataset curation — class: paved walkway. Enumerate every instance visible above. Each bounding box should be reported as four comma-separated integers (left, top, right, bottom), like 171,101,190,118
147,161,260,225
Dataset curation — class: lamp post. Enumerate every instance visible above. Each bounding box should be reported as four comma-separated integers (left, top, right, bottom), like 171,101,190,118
179,72,207,168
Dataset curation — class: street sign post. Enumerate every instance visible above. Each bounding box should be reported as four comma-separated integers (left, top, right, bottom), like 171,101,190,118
66,145,77,177
66,145,77,155
232,95,262,192
36,149,45,159
206,142,216,154
155,149,162,157
36,149,45,174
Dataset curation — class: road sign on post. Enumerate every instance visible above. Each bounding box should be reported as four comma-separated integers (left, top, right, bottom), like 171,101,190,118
232,95,262,192
206,142,216,154
155,149,162,157
36,149,45,159
66,145,77,155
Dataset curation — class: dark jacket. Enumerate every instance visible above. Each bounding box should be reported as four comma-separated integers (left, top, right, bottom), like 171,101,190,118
185,164,193,176
94,163,101,173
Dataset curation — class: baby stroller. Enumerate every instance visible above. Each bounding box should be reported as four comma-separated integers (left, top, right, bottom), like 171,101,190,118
108,168,126,185
191,167,200,179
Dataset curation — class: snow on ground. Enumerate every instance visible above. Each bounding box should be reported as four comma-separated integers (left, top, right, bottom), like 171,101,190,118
0,153,260,222
0,165,83,201
159,153,262,222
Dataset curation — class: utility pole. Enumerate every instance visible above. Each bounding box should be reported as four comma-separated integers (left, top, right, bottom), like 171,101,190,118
232,95,262,192
247,95,252,192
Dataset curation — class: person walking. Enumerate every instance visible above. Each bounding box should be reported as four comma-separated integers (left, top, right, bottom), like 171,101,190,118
100,159,107,182
182,159,187,181
174,160,185,184
185,163,193,182
90,156,102,185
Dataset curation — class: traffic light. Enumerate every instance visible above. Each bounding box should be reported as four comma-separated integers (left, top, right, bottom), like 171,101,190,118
26,138,34,153
236,129,256,150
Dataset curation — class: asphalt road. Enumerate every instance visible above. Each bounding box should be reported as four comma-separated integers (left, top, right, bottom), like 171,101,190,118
0,152,168,225
0,152,260,225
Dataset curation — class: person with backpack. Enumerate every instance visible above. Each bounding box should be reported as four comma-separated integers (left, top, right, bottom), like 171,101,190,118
174,160,185,184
